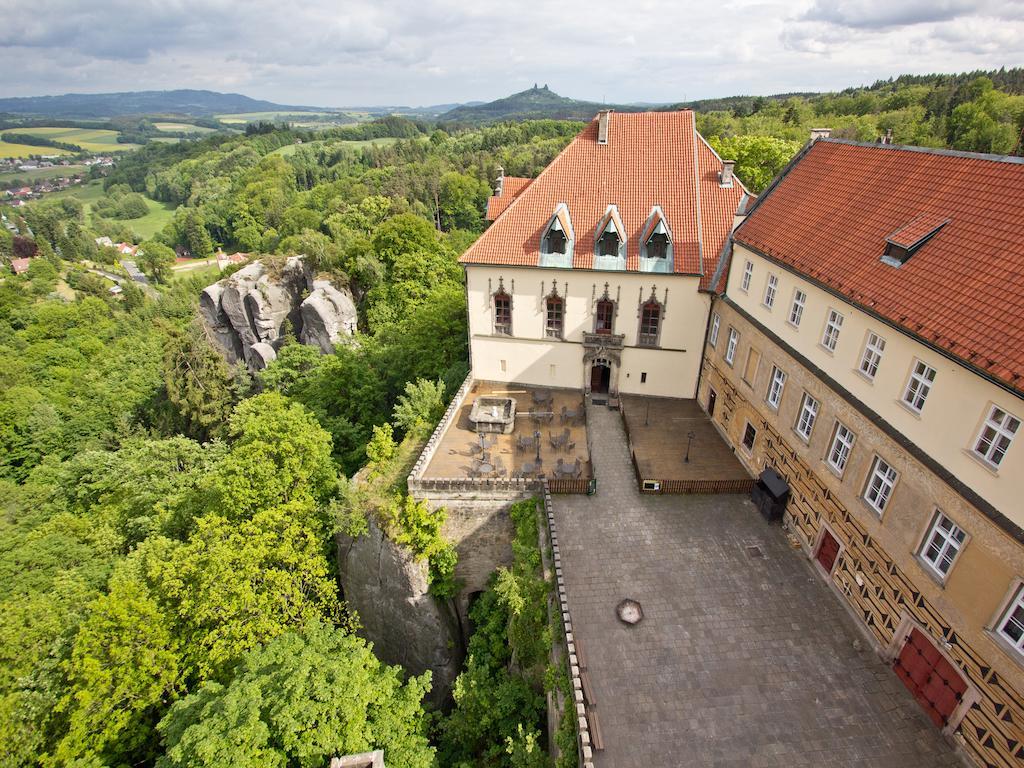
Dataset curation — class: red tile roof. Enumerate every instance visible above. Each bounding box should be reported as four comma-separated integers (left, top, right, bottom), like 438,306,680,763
886,213,950,249
734,139,1024,393
485,177,532,220
462,111,747,285
11,257,31,275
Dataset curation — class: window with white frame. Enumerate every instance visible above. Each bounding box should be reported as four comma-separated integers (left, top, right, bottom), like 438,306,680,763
996,585,1024,657
920,511,966,578
795,392,819,440
763,274,779,309
973,405,1021,468
741,260,753,292
766,366,786,410
725,328,739,365
864,456,898,514
788,289,806,327
858,332,886,379
827,422,855,474
902,360,936,413
709,312,721,347
821,309,844,352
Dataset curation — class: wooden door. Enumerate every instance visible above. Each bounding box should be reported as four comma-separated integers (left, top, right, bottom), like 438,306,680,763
894,628,967,729
816,530,840,573
590,364,610,394
707,389,717,418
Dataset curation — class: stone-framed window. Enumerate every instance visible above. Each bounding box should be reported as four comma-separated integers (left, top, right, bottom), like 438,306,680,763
763,273,779,309
859,332,886,379
902,359,936,413
638,299,662,347
795,392,819,441
827,421,856,474
766,365,786,410
545,294,564,339
973,404,1020,469
708,312,721,347
821,308,844,352
995,585,1024,658
493,290,512,335
788,289,806,327
864,455,898,515
919,510,966,579
742,421,757,453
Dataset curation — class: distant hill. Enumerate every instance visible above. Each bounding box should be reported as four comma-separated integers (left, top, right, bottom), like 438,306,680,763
0,89,321,118
439,85,655,124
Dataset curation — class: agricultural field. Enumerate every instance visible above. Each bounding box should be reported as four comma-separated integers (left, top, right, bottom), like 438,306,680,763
5,127,140,153
48,180,177,239
0,138,72,158
0,163,87,185
153,122,218,134
216,110,332,124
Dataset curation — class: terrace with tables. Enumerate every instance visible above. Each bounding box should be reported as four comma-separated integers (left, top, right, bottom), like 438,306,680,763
421,382,592,487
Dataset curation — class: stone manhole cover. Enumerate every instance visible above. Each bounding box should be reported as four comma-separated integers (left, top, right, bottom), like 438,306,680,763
616,598,644,625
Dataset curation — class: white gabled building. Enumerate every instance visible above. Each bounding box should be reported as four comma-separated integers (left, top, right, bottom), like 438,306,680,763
459,110,751,400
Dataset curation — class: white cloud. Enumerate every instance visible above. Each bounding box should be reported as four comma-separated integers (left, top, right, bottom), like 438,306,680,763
0,0,1020,106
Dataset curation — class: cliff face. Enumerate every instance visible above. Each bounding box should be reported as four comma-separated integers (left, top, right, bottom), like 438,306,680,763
199,257,357,368
336,517,464,707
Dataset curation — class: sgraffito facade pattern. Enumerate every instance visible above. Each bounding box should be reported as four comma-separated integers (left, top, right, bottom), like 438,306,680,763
701,322,1024,768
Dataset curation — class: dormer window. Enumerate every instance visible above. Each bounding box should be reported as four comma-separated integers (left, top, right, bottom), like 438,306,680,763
881,213,950,267
545,224,567,255
540,203,574,268
598,225,620,257
594,205,626,269
640,206,672,273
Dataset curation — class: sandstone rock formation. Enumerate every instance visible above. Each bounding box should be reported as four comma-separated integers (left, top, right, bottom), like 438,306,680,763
336,517,464,707
199,256,357,368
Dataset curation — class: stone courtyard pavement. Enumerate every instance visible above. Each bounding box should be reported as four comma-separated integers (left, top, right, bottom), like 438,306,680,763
553,405,965,768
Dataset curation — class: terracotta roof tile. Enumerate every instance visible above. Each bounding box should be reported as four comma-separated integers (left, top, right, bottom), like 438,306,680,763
461,111,746,279
734,139,1024,394
485,176,532,220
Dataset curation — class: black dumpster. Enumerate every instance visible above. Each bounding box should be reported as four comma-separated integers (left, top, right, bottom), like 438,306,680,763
751,467,790,522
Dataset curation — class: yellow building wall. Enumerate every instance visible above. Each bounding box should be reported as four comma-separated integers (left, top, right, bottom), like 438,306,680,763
465,265,710,399
727,243,1024,530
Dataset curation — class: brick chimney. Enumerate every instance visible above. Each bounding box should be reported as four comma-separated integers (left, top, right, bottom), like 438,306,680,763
720,160,736,188
494,165,504,196
597,110,612,145
810,128,832,142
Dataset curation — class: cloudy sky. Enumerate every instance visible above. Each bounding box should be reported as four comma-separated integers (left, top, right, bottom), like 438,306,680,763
4,0,1023,107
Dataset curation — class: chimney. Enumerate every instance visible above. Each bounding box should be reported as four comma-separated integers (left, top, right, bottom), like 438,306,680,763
720,160,736,188
597,110,612,145
810,128,832,142
494,165,504,196
883,128,893,145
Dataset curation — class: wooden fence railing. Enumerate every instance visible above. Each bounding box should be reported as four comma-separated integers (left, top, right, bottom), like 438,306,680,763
638,477,754,495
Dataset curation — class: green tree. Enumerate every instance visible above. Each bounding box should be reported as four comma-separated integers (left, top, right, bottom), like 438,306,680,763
162,321,238,442
392,378,446,435
184,209,214,258
706,135,801,192
157,620,435,768
139,240,177,283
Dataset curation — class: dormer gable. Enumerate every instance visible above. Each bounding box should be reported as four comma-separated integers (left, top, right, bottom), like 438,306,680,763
594,204,626,270
539,203,575,268
640,205,673,273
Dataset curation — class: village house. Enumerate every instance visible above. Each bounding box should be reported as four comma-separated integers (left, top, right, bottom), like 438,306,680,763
460,109,751,401
701,136,1024,768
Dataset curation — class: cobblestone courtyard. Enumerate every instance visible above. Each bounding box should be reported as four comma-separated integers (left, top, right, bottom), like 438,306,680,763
553,405,964,768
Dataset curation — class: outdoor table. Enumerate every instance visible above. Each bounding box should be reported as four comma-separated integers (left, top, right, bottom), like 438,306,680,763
561,407,579,424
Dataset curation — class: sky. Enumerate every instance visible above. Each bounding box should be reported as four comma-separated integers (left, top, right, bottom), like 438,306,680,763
3,0,1023,107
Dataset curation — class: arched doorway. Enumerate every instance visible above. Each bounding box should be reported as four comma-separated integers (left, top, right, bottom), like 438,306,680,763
590,360,612,394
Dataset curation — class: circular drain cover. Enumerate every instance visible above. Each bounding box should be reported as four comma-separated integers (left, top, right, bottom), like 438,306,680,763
616,598,644,625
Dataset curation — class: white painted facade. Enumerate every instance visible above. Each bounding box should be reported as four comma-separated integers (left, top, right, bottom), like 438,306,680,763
465,264,711,398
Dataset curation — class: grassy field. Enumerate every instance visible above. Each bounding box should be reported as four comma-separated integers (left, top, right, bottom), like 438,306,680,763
10,127,139,153
0,139,72,159
0,164,87,184
48,180,177,239
216,110,335,124
271,137,401,157
153,122,218,134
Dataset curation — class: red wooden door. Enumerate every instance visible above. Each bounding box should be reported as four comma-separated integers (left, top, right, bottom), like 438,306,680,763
894,628,967,729
816,530,840,573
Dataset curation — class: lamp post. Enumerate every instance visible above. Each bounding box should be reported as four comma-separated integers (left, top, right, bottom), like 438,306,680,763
534,430,542,463
684,430,696,463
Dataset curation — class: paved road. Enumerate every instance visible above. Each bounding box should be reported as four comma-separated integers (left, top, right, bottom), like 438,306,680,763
553,404,964,768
